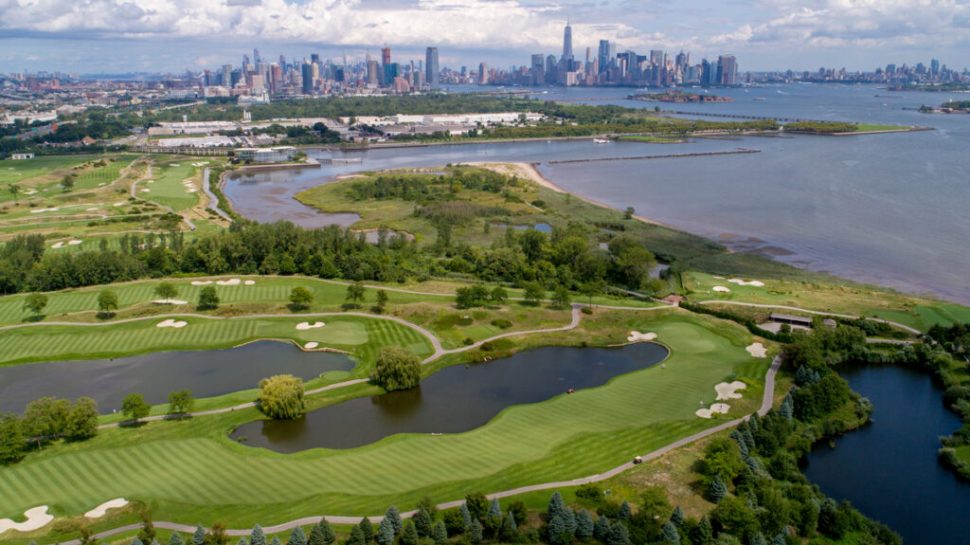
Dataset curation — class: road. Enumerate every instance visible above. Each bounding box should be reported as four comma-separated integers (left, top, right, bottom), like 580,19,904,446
696,300,923,335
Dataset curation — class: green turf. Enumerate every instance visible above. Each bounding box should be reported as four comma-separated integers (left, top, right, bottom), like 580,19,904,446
0,155,101,187
141,160,201,212
0,311,768,530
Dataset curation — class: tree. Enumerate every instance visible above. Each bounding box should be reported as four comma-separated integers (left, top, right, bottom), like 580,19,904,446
624,206,635,220
371,347,421,391
97,290,119,315
155,282,179,300
490,286,508,305
575,510,593,540
662,522,681,544
618,501,632,521
198,286,219,310
414,507,434,538
432,522,448,545
308,524,326,545
206,522,229,545
61,173,76,192
708,475,728,503
779,393,794,420
523,281,544,306
290,286,314,310
690,518,714,545
345,282,366,308
384,506,402,534
671,506,684,527
258,375,306,419
287,527,307,545
376,517,395,545
23,292,48,316
139,512,157,543
0,413,26,464
64,397,99,441
606,522,631,545
316,519,335,545
594,516,610,543
22,396,70,442
345,526,364,545
121,393,151,422
552,285,571,309
500,512,518,542
373,289,388,314
358,518,374,543
168,390,195,415
607,236,656,290
8,183,21,202
467,519,483,545
580,280,604,310
400,521,418,545
193,525,207,545
170,533,186,545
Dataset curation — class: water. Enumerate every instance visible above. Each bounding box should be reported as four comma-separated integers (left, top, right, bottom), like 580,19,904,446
0,341,354,414
803,365,970,545
231,342,668,452
224,84,970,304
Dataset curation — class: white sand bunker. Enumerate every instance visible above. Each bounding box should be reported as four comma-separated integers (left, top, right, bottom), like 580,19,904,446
84,498,128,519
153,299,188,305
216,278,240,286
728,278,765,287
715,381,747,400
51,242,65,249
627,331,658,343
156,319,188,328
746,342,767,358
113,201,126,207
0,506,54,534
244,280,255,285
191,280,213,286
712,286,731,293
30,207,59,214
695,403,731,419
68,240,82,246
86,207,100,212
296,321,325,331
305,342,319,349
140,188,151,193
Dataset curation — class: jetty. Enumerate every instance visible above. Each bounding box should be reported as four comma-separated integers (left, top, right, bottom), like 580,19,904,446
546,148,760,165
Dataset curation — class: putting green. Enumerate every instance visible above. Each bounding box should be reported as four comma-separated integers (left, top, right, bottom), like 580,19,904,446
0,312,769,528
302,321,369,345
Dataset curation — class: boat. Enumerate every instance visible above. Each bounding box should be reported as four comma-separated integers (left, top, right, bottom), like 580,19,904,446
593,138,611,144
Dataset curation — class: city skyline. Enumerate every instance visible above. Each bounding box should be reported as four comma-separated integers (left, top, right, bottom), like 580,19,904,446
2,0,969,74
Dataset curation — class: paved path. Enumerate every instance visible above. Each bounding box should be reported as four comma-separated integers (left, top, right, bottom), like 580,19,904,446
201,167,233,222
53,351,782,544
696,300,923,335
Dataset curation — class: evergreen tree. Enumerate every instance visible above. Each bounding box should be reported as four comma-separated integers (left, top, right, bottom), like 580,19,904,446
487,498,502,521
547,491,567,521
690,518,714,545
414,507,434,538
593,516,611,543
606,523,630,545
153,540,162,545
400,521,419,545
709,476,728,503
250,525,267,545
138,512,157,544
460,503,473,527
288,527,307,545
562,508,577,537
500,512,519,542
358,518,374,543
575,510,594,540
237,538,248,545
467,519,483,545
671,507,684,527
618,501,632,521
432,521,448,545
376,516,395,545
750,533,767,545
770,534,786,545
546,515,567,545
779,393,794,420
385,506,402,534
170,534,186,545
318,519,336,545
661,522,680,544
345,526,364,545
132,539,144,545
270,538,282,545
309,523,327,545
193,525,207,545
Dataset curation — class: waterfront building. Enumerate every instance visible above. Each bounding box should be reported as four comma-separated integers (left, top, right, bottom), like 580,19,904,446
425,47,439,86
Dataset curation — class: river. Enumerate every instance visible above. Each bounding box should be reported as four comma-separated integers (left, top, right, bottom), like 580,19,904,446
224,83,970,304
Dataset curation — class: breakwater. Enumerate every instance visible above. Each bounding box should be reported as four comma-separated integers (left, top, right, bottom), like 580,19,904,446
546,148,760,165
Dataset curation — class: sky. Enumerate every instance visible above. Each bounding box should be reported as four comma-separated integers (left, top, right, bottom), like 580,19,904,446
1,0,968,74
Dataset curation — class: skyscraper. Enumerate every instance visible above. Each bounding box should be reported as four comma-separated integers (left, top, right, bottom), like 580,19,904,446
718,55,737,86
301,62,314,94
562,21,573,65
597,40,611,73
425,47,439,86
478,62,489,84
381,47,391,67
531,54,545,85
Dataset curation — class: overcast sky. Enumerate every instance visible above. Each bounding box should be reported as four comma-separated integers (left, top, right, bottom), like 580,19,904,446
1,0,968,74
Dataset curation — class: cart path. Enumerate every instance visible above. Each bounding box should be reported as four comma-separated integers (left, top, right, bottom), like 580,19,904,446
695,300,923,335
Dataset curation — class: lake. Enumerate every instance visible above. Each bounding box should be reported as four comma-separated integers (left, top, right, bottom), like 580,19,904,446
231,342,668,452
803,365,970,545
0,341,354,414
224,83,970,304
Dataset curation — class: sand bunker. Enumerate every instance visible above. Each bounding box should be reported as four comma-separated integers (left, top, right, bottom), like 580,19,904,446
296,321,326,331
191,280,213,286
140,188,151,193
113,201,126,207
153,299,188,305
695,403,731,419
86,207,100,212
712,286,731,293
715,381,747,401
0,506,54,534
156,319,188,328
305,342,320,349
68,240,82,246
627,331,658,343
244,280,255,286
84,498,128,519
746,342,768,358
216,278,241,286
728,278,765,287
51,242,64,249
30,207,59,214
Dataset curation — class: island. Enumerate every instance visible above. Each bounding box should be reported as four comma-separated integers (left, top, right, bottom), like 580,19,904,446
629,91,734,103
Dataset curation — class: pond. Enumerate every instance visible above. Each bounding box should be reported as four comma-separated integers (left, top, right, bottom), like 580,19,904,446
803,365,970,545
0,341,354,414
231,342,668,452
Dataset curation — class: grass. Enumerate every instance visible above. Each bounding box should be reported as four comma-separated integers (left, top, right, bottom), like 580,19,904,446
0,155,105,187
684,271,970,331
0,310,770,537
140,160,201,213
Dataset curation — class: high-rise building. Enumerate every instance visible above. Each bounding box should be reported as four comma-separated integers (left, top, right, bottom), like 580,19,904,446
562,21,573,65
367,59,379,86
221,64,233,87
531,54,545,85
717,55,737,86
253,48,261,65
478,62,489,84
301,62,314,94
597,40,612,73
425,47,439,86
381,47,391,67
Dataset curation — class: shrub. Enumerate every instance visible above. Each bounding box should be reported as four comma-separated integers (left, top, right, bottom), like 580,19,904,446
258,375,306,419
490,318,512,329
372,347,421,391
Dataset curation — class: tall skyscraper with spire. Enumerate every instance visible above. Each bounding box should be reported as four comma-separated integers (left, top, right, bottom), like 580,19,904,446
562,20,573,65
